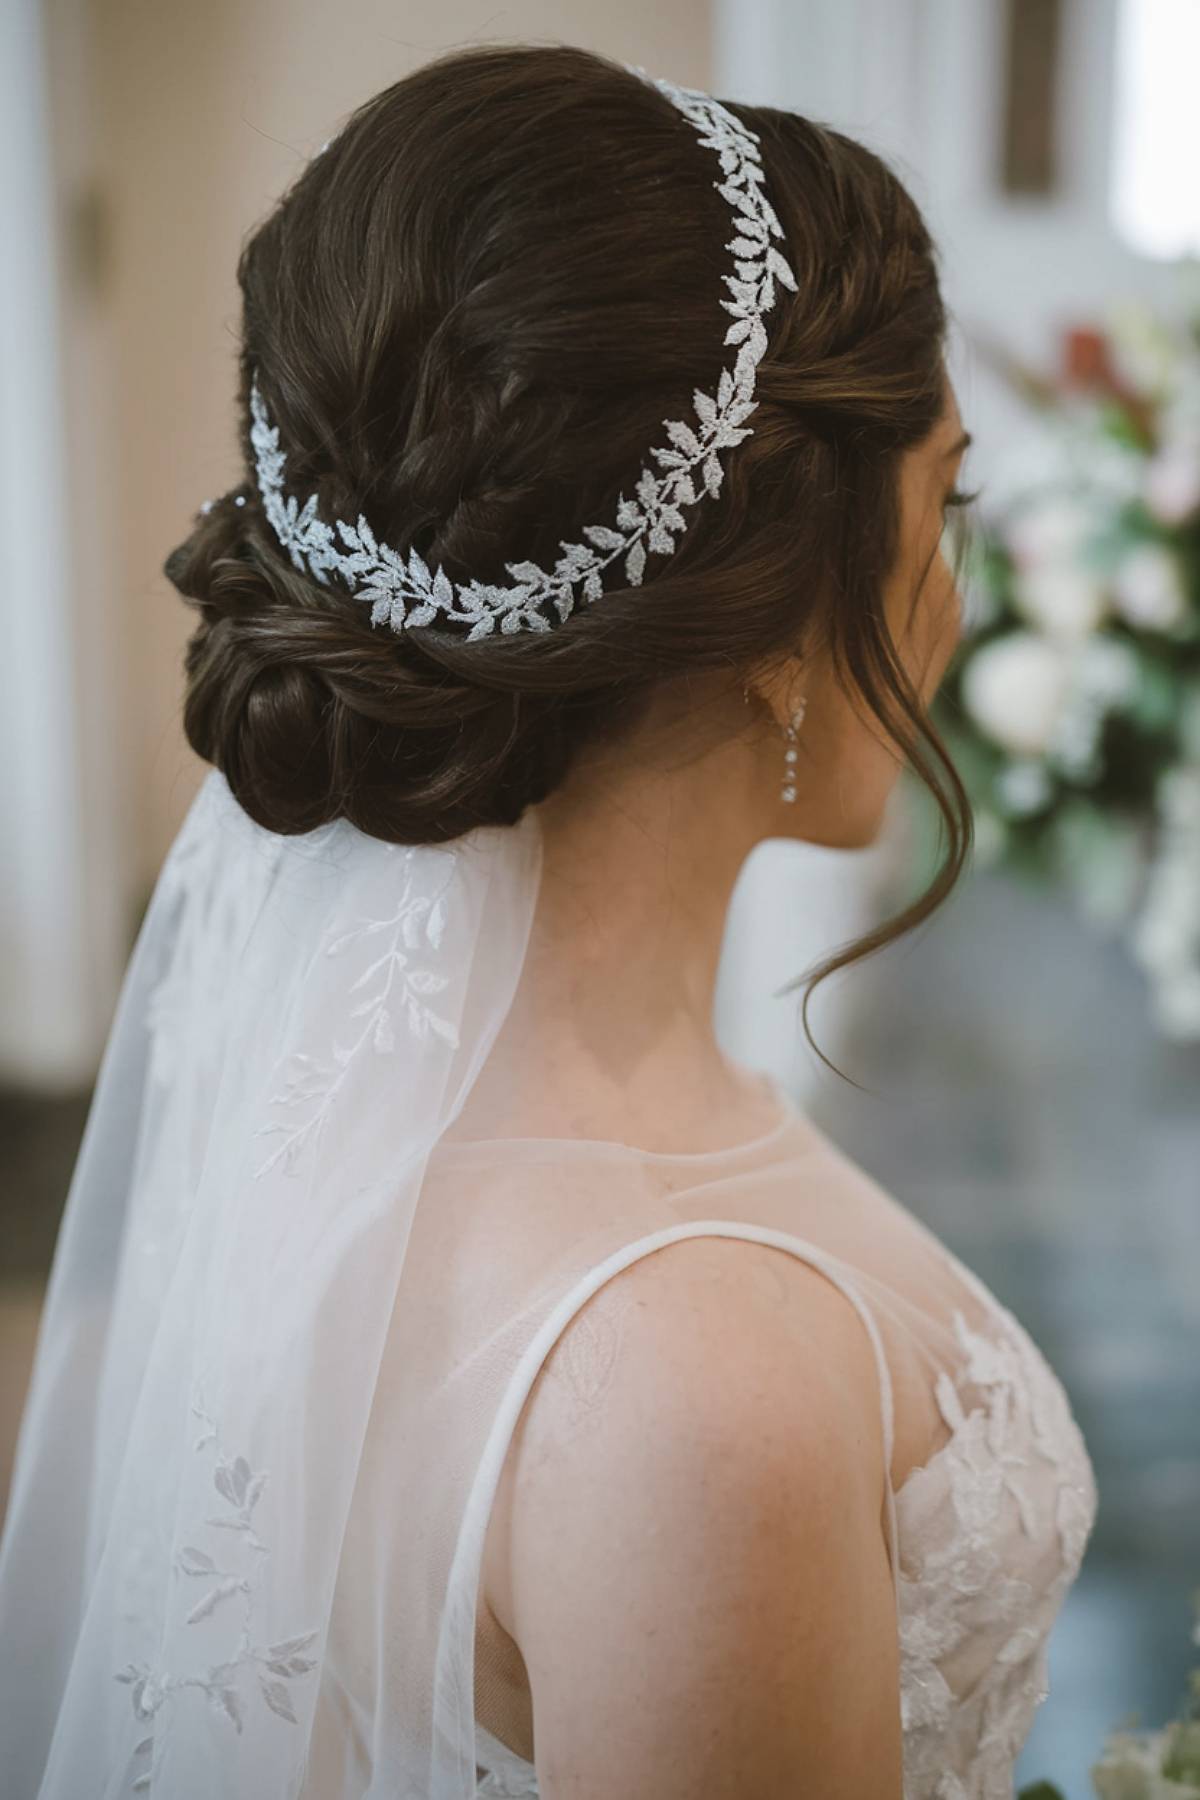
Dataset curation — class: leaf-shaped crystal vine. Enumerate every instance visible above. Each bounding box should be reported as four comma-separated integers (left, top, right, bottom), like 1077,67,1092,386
242,77,795,639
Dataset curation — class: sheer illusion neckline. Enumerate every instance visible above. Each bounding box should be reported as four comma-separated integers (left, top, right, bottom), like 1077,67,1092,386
440,1071,806,1164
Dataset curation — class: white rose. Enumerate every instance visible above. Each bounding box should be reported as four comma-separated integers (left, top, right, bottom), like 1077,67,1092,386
1110,542,1189,632
1042,640,1138,780
1075,634,1141,706
1156,971,1200,1039
961,631,1073,756
1013,563,1109,640
1143,444,1200,525
994,758,1053,816
1105,300,1179,397
1066,432,1145,508
1006,495,1096,569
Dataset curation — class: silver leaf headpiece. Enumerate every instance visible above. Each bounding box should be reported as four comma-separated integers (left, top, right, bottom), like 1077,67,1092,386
205,75,797,640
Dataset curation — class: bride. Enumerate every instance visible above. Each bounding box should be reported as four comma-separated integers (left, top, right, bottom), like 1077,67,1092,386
0,41,1096,1800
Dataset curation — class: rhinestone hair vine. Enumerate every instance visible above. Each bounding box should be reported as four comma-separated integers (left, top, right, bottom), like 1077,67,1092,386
213,74,797,641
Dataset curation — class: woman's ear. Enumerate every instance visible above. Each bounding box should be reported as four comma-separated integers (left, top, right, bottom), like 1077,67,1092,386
741,654,809,737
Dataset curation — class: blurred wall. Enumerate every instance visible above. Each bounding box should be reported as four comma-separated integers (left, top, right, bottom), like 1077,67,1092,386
0,0,126,1086
715,0,1191,482
9,1,710,1084
92,0,713,887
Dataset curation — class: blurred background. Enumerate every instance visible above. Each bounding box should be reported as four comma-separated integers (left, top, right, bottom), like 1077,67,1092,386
2,2,1198,1794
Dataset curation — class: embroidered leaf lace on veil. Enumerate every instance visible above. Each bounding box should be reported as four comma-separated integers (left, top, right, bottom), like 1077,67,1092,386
0,768,1096,1799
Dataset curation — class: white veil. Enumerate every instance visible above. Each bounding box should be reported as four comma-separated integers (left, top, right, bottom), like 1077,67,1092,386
0,766,543,1798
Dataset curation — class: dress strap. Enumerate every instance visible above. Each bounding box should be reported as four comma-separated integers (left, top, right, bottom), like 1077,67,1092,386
443,1219,902,1788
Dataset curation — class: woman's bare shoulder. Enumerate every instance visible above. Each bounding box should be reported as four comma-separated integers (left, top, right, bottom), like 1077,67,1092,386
485,1232,900,1797
529,1232,887,1455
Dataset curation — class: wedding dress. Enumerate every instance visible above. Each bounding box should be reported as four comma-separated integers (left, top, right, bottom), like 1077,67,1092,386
0,766,1098,1800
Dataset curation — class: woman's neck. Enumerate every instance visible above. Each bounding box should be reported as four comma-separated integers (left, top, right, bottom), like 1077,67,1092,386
454,701,785,1151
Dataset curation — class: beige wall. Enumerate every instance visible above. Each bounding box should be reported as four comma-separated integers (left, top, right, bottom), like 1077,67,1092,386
88,0,712,892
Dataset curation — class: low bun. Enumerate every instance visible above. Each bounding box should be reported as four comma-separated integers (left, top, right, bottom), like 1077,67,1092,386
167,491,599,842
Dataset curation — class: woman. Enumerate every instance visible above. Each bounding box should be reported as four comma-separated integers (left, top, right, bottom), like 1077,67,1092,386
0,42,1097,1800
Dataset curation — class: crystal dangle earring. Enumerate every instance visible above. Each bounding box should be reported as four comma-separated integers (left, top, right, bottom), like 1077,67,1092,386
781,697,806,803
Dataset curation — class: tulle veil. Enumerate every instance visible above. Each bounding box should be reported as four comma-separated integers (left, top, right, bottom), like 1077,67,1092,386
0,767,543,1798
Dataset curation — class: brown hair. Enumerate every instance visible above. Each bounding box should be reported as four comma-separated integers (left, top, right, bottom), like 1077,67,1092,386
167,41,972,1076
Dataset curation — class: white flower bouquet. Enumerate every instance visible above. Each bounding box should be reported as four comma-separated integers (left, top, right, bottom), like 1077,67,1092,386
934,301,1200,1037
1018,1585,1200,1798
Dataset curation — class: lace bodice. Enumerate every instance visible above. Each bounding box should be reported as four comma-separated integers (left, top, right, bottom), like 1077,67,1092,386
470,1218,1098,1800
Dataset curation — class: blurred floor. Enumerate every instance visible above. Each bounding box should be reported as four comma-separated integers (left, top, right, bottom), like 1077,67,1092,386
807,856,1200,1800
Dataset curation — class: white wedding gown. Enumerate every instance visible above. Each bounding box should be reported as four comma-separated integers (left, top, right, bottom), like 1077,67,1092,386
463,1187,1098,1799
429,1124,1099,1800
0,769,1098,1800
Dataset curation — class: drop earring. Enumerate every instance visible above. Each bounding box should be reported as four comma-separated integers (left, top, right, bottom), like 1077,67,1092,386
781,697,806,803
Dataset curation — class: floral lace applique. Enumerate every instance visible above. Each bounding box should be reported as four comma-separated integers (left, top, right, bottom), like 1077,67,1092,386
113,1391,319,1793
470,1305,1097,1800
897,1306,1097,1800
252,852,459,1179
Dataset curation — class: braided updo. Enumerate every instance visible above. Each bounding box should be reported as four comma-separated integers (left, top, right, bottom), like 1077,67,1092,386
168,40,959,883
